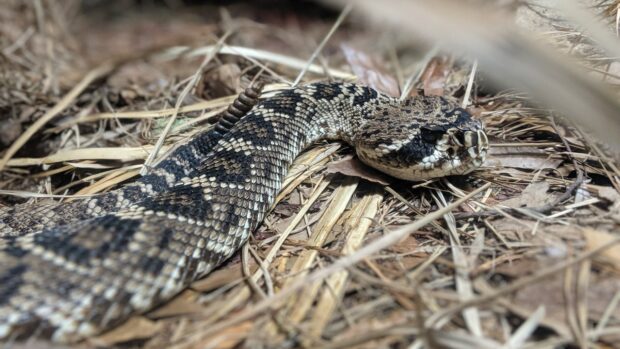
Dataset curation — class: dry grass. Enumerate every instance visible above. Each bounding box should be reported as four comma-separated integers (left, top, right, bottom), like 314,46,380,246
2,0,620,348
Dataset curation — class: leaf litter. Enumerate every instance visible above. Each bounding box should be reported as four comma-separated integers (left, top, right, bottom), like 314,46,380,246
1,1,620,348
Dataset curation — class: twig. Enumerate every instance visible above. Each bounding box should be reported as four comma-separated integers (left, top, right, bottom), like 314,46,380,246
454,119,585,221
141,32,232,175
174,183,490,347
462,60,478,108
400,45,440,101
292,2,353,86
0,61,116,172
165,45,354,80
425,235,620,329
242,243,267,299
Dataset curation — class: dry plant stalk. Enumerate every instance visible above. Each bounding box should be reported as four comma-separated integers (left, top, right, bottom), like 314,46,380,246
2,1,620,348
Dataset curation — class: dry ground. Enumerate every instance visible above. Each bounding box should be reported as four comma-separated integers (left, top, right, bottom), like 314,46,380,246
1,1,620,348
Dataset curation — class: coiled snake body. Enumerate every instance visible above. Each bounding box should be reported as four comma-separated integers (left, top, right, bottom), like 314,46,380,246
0,82,488,342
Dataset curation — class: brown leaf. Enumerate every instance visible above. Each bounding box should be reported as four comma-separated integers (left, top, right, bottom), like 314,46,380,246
592,185,620,203
0,118,22,147
590,186,620,223
188,321,254,349
583,228,620,270
8,341,83,349
512,272,620,331
495,257,544,278
196,63,242,99
273,202,302,216
191,259,258,292
325,155,391,185
501,181,554,208
379,238,427,279
389,235,420,254
148,289,202,319
420,56,452,96
90,316,162,346
107,62,168,92
340,43,400,97
484,146,562,170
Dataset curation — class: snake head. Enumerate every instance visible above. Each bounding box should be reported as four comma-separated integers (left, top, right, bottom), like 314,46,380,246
354,97,489,181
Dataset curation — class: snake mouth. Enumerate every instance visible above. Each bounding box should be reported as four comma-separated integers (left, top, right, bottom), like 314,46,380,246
433,128,488,175
443,128,488,163
357,127,489,181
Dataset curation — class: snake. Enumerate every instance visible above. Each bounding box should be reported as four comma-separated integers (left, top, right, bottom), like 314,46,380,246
0,81,488,342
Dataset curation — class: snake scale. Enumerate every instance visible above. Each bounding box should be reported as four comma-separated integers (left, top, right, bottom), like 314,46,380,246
0,82,488,342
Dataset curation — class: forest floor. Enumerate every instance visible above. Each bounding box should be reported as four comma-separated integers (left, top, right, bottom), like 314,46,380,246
1,1,620,348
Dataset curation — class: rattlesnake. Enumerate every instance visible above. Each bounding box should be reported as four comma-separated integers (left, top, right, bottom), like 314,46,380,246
0,82,488,342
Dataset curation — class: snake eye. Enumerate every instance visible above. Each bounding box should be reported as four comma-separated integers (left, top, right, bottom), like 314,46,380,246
420,127,445,143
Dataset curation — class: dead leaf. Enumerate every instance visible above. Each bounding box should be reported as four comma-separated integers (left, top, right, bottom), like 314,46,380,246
378,242,427,279
148,289,202,319
8,341,83,349
495,257,544,278
589,186,620,222
0,118,22,147
90,316,161,346
484,146,562,170
273,210,321,241
592,185,620,203
191,259,258,292
583,228,620,270
189,321,254,349
196,63,242,99
501,181,554,208
340,43,400,97
420,56,452,96
489,218,534,242
512,272,620,332
389,235,420,254
107,61,168,93
273,202,303,216
326,155,391,185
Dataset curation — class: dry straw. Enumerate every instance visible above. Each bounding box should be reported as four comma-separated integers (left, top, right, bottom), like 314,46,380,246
3,1,620,347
